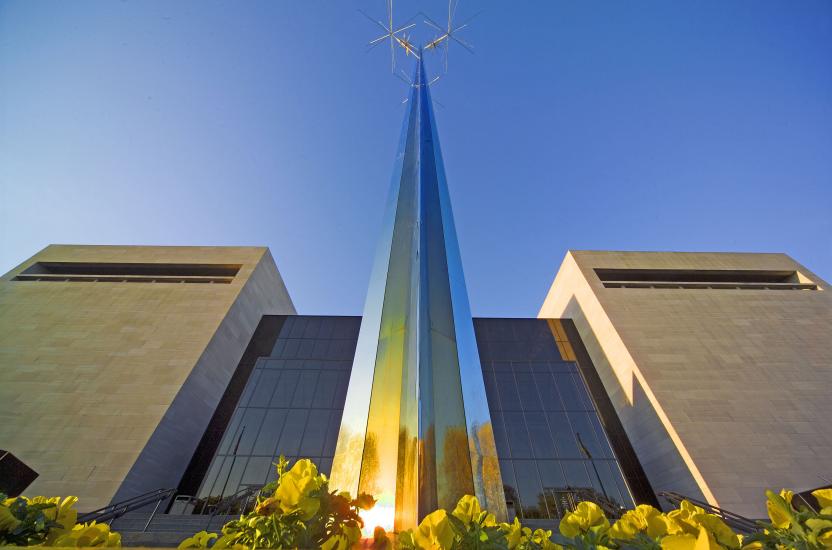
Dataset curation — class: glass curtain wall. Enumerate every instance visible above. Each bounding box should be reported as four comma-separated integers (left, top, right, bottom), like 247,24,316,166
196,316,360,501
474,318,635,521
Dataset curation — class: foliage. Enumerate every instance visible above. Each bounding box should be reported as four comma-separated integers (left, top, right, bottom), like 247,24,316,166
741,488,832,550
396,494,560,550
0,492,121,547
396,490,832,550
178,456,373,550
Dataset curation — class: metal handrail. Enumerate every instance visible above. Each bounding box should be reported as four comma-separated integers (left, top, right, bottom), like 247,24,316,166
198,485,262,531
658,491,760,534
78,487,176,530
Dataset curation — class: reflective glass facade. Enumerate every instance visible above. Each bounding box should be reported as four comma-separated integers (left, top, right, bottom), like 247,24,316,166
195,316,359,501
190,315,653,524
474,318,636,521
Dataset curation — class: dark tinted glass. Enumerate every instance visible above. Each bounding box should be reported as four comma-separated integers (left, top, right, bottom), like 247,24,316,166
197,316,360,501
472,318,636,520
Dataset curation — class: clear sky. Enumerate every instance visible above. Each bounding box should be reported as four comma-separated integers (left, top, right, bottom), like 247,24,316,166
1,0,830,316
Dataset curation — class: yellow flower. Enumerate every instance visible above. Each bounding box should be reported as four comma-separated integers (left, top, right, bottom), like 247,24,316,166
695,514,741,549
814,489,832,509
48,521,121,547
273,458,323,520
178,531,218,549
0,504,21,531
31,495,79,531
765,490,794,529
502,517,523,549
610,504,669,540
806,518,832,548
661,525,720,550
452,495,496,527
740,542,763,550
413,509,454,549
559,501,609,538
779,489,794,506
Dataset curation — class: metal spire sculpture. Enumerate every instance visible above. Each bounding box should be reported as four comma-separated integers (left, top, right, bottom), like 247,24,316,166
330,1,505,533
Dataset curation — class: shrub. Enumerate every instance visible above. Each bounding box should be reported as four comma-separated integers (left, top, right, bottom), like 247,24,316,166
0,493,121,547
741,488,832,549
179,456,373,550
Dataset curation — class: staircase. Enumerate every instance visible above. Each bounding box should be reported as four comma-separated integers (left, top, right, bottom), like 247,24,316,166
112,512,238,547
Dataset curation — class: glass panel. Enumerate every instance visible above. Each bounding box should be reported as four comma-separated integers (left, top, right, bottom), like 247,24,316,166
218,410,243,454
504,412,532,459
282,339,300,358
571,372,595,410
499,460,520,522
496,372,521,410
334,371,349,404
249,370,280,407
525,414,556,459
562,461,591,490
312,371,339,408
587,413,615,459
595,460,625,508
276,409,308,457
237,370,262,407
221,456,248,497
568,411,606,460
322,410,343,456
482,369,500,409
318,457,333,476
205,456,231,498
303,317,321,339
490,411,510,458
547,412,582,458
297,339,315,359
289,317,306,338
291,371,319,407
513,461,547,519
313,339,330,359
534,370,564,411
270,371,300,407
300,409,331,457
515,372,543,411
236,408,266,455
537,460,566,490
553,372,584,410
253,409,287,456
198,456,226,498
241,456,272,487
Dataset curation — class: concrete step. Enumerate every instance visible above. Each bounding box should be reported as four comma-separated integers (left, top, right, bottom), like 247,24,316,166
111,511,237,534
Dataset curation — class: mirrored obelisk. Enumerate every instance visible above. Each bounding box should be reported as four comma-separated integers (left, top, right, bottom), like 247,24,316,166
330,55,506,532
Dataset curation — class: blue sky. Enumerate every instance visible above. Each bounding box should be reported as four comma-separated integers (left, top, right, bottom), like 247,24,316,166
1,0,830,316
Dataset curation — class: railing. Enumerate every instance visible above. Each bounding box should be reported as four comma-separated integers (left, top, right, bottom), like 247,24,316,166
170,486,263,531
77,488,176,531
658,491,760,534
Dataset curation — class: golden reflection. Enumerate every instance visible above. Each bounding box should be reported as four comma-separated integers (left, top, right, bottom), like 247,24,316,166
439,426,475,509
548,319,577,360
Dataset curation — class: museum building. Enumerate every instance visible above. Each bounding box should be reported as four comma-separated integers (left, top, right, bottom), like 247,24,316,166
1,55,830,531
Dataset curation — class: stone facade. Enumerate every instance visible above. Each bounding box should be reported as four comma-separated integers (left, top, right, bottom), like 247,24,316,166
539,251,832,518
0,245,295,510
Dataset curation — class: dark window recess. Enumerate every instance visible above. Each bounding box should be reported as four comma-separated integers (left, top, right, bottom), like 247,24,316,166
177,316,287,497
474,318,658,523
594,268,817,290
13,262,241,284
189,316,361,504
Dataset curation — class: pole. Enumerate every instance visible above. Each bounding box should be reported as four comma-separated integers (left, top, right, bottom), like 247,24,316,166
576,432,609,500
